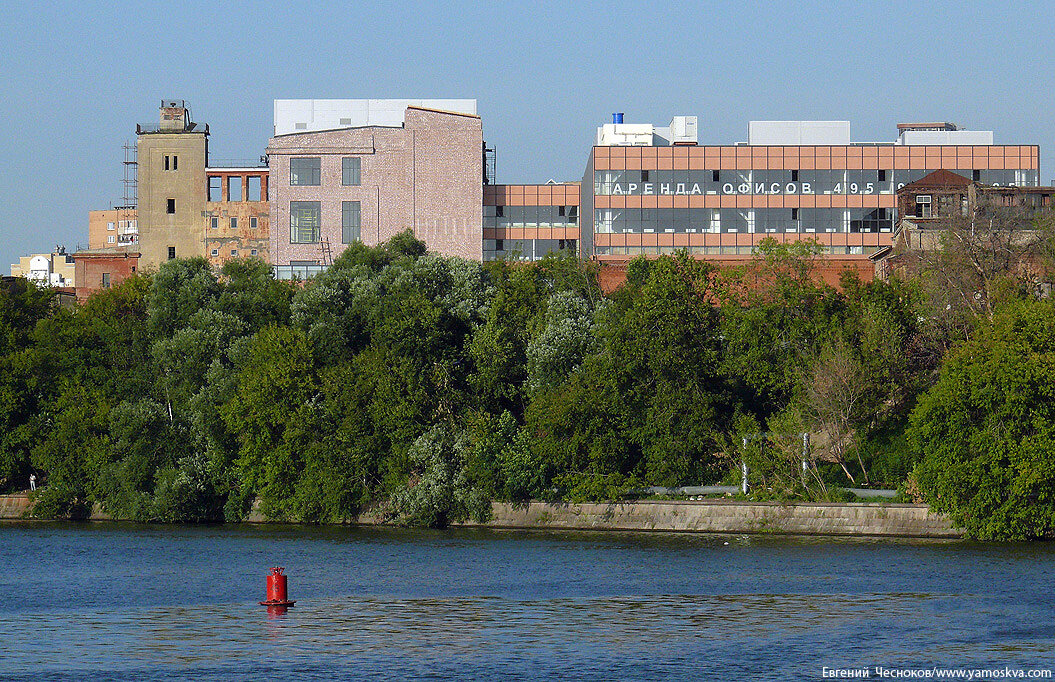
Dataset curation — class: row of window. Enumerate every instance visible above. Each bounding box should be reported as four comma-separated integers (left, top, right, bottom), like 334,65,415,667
209,216,261,230
210,248,260,257
593,169,1039,196
482,239,577,261
592,245,884,256
483,205,579,226
208,176,264,202
289,201,361,244
290,157,361,186
593,207,895,234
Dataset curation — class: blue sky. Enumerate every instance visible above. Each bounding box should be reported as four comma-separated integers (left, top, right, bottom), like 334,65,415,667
1,0,1052,268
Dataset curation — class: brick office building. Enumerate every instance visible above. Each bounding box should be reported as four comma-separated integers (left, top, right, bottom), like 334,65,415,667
581,117,1039,273
266,100,483,278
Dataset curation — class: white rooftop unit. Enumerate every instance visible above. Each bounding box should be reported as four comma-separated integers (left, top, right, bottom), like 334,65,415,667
896,129,994,145
274,98,478,136
596,115,698,146
748,121,851,145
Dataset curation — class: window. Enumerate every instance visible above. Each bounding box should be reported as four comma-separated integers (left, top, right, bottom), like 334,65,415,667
973,169,981,182
713,170,721,182
228,177,242,201
496,239,504,251
250,249,258,256
878,170,887,182
558,205,566,217
230,217,238,229
641,170,649,182
247,175,262,201
339,117,352,125
167,198,176,214
211,249,218,256
164,155,168,171
290,157,321,185
916,195,932,218
791,170,799,182
168,246,176,259
791,208,799,220
231,249,238,257
496,206,504,217
342,201,361,243
173,156,177,170
290,201,321,243
210,217,218,229
163,155,178,170
107,235,115,244
342,157,361,186
250,217,258,229
208,177,223,201
107,222,115,231
102,273,110,288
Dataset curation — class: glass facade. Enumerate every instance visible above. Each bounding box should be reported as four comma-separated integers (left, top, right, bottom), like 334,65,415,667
482,202,579,261
593,169,1038,197
584,144,1040,259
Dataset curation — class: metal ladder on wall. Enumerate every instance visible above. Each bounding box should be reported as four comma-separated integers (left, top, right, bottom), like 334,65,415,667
320,239,333,266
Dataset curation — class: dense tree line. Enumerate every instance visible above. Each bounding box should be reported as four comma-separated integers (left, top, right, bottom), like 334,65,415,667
3,221,1055,539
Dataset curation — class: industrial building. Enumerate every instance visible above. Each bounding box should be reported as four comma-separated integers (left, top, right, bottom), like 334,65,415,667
266,99,483,278
45,101,1040,297
580,117,1039,270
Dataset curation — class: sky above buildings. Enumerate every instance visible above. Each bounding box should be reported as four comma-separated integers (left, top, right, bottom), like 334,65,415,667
1,0,1053,268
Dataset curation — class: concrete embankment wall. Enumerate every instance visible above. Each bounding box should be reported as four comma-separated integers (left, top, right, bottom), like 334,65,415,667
475,500,961,538
0,494,960,538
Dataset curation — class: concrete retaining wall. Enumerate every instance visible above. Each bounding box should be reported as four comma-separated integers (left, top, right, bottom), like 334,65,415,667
1,494,960,538
476,500,960,538
0,494,31,519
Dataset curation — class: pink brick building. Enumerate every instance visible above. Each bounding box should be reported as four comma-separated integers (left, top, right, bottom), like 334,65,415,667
266,103,483,277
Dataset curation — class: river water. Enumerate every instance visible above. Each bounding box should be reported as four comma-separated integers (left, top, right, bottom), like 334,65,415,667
1,522,1053,680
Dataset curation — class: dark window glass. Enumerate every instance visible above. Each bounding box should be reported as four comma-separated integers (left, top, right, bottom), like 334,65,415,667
342,157,361,186
231,217,238,229
290,201,321,243
342,201,361,243
102,273,110,288
167,246,176,259
166,198,175,214
290,157,321,186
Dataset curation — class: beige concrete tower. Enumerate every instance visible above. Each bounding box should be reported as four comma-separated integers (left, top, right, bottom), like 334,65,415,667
136,100,208,269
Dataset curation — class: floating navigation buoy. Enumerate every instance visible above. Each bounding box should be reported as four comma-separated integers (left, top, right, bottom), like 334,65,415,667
259,566,296,607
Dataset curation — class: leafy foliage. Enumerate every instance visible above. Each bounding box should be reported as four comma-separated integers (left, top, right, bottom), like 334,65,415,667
3,219,1055,539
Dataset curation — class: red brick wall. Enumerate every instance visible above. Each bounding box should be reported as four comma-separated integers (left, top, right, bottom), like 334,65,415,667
596,255,875,294
74,253,140,302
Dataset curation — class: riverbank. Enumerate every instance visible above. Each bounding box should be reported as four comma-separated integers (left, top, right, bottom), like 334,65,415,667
0,494,960,538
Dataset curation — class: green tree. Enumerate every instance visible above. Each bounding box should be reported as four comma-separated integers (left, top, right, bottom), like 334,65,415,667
909,300,1055,539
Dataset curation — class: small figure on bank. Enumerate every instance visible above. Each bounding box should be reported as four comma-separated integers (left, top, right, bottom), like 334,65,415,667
29,473,36,491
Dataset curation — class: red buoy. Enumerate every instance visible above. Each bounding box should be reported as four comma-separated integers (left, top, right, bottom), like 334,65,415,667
259,566,295,607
